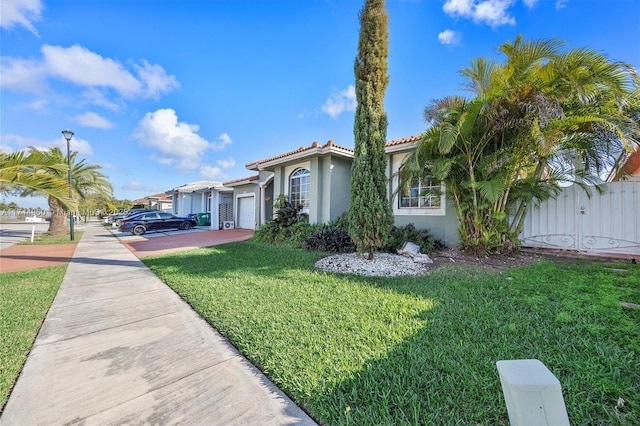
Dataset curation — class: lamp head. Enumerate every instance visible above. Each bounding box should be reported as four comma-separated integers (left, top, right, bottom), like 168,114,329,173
61,129,74,141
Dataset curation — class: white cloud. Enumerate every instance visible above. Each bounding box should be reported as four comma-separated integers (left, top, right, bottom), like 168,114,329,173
0,132,93,156
218,133,232,146
133,60,180,100
443,0,474,16
26,99,48,110
475,1,515,26
80,88,124,111
0,0,42,35
216,156,235,169
122,181,147,191
297,108,311,119
438,29,462,45
555,0,568,9
0,57,47,93
132,108,229,171
322,85,356,119
150,154,174,166
199,165,228,180
42,44,143,98
1,133,39,148
443,0,516,27
0,134,27,153
58,134,93,156
75,112,114,129
196,155,234,180
523,0,538,8
1,44,178,103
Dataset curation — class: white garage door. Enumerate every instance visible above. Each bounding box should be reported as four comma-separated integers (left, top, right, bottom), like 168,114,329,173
238,196,256,230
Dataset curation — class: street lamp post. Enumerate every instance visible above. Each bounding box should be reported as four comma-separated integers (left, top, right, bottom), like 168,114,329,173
61,129,75,241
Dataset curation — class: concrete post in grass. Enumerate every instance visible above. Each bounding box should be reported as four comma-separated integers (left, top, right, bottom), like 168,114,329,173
496,359,570,426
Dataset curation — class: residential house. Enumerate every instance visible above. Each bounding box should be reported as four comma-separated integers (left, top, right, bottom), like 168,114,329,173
165,181,233,229
238,136,460,245
244,140,353,226
222,175,262,230
132,193,172,212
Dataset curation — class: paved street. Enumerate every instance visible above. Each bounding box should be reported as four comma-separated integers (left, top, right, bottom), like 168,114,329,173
0,221,50,249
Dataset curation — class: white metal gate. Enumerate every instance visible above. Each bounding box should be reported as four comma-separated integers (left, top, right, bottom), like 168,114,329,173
519,181,640,255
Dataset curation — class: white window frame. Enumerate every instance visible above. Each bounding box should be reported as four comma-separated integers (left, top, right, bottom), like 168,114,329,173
284,162,311,214
391,153,446,216
399,178,443,208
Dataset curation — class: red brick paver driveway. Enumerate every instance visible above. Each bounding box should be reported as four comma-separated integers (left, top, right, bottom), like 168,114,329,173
0,244,77,273
120,229,254,258
0,229,254,273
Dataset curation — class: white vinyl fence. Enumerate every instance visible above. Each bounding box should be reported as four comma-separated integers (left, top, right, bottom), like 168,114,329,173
519,181,640,256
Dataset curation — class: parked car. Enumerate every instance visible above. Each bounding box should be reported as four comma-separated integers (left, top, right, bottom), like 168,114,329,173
108,208,158,225
118,212,197,235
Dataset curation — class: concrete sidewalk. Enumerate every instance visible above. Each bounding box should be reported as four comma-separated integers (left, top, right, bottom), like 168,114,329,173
0,221,316,425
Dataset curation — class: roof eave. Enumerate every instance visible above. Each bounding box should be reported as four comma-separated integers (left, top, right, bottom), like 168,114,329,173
255,145,354,171
385,141,420,154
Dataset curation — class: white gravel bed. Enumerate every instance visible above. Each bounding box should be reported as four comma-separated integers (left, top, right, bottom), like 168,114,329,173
314,252,428,277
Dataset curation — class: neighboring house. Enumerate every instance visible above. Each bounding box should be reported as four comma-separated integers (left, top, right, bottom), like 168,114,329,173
245,140,354,226
242,136,460,245
132,193,172,212
222,175,263,230
607,147,640,182
165,181,233,229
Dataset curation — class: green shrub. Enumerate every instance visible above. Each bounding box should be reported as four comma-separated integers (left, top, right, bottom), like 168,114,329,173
277,221,314,247
384,223,445,254
252,195,313,248
302,214,355,253
253,221,280,245
254,221,314,248
303,227,355,253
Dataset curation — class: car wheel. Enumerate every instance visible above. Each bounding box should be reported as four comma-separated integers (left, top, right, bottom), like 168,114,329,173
132,225,146,236
181,221,193,230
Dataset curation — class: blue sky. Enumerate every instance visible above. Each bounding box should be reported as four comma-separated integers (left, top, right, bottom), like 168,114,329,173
2,0,639,208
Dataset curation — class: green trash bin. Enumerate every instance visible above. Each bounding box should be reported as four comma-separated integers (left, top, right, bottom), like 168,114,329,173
196,213,211,226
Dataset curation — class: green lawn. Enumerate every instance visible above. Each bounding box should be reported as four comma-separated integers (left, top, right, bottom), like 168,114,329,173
0,266,67,408
143,242,640,425
17,231,83,245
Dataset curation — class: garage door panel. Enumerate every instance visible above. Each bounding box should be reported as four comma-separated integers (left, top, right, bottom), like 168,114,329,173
238,196,255,230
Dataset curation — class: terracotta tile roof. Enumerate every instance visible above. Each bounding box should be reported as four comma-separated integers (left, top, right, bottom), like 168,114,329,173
385,134,423,148
245,134,424,171
223,175,259,186
246,140,354,170
132,193,171,204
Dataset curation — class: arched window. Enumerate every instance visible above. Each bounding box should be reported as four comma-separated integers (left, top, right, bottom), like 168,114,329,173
290,168,310,208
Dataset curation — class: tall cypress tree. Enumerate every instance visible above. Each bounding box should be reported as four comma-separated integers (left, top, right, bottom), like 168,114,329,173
348,0,393,260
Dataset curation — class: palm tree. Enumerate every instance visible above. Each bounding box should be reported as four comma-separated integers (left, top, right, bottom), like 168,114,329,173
21,147,113,236
1,150,73,209
400,36,640,254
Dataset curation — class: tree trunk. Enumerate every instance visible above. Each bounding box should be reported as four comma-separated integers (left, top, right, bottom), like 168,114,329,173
48,196,67,236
